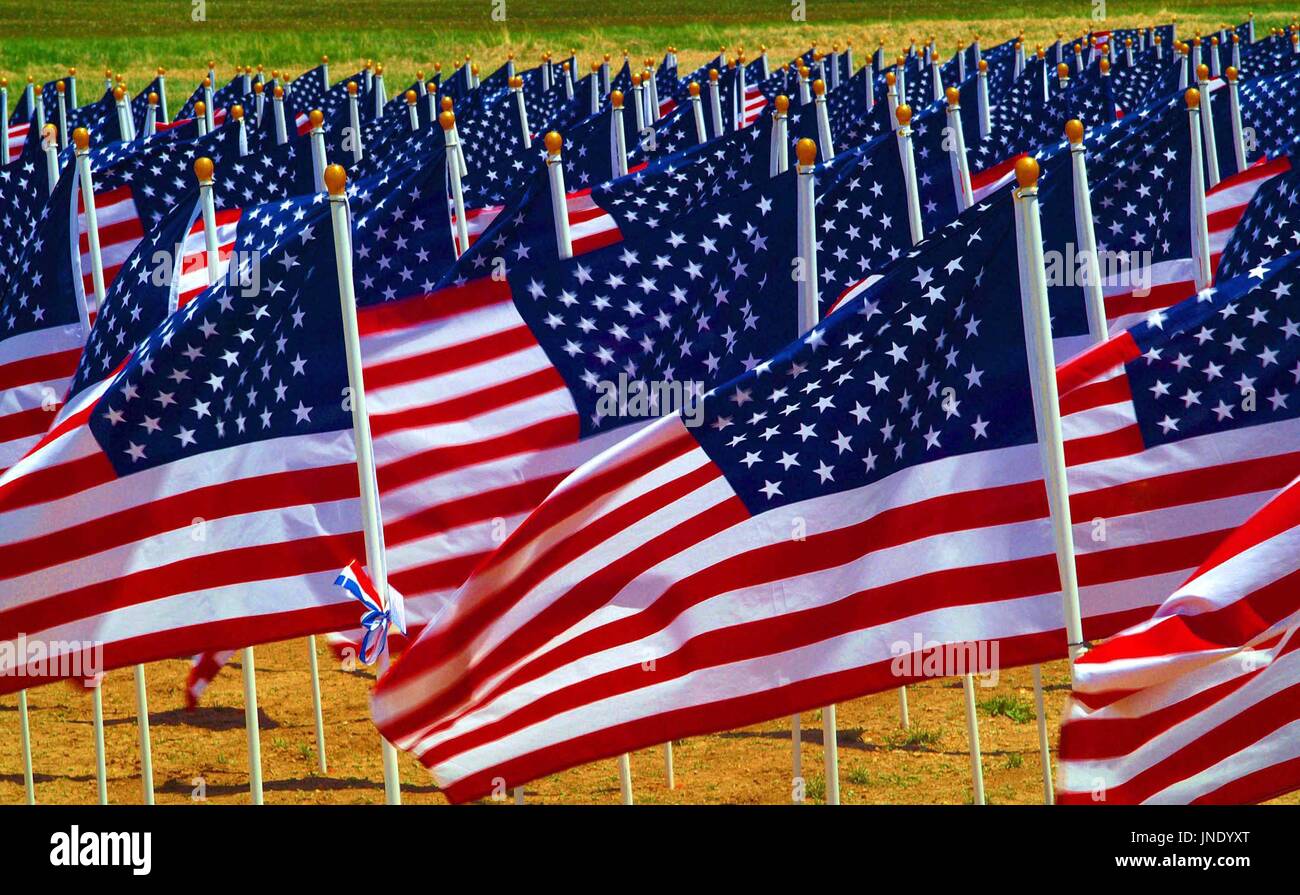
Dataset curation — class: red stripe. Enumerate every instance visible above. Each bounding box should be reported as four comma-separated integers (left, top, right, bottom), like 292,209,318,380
0,347,81,393
1056,331,1139,396
377,414,578,493
1064,423,1145,465
389,551,493,599
1103,278,1196,321
78,215,143,253
0,451,116,512
364,324,538,392
0,405,59,444
573,226,623,255
76,185,132,214
1060,372,1131,417
0,462,358,589
1070,450,1300,521
0,530,364,646
356,278,512,338
368,366,567,439
971,153,1026,190
384,472,568,547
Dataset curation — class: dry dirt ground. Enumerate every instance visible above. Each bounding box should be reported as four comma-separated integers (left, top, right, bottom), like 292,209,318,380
3,638,1296,805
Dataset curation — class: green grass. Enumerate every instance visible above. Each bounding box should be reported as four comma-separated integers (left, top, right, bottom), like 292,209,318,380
885,727,942,750
1,1,1295,88
977,694,1036,724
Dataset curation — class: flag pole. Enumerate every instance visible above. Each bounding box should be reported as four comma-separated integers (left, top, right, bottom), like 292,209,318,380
812,79,834,158
133,665,154,804
404,90,419,132
325,164,402,805
1013,156,1086,668
1065,120,1107,343
307,636,328,774
1031,664,1053,804
1225,67,1247,175
976,60,991,139
91,680,108,804
346,82,364,164
895,105,924,251
610,90,628,177
72,128,107,319
144,92,158,136
707,69,724,138
309,109,327,189
1185,89,1213,292
962,674,985,804
273,86,289,145
663,741,675,789
1195,65,1221,189
442,112,471,257
195,100,208,137
55,81,68,150
0,80,8,160
544,131,573,259
510,76,532,149
17,691,34,803
944,87,974,209
794,136,841,805
770,95,789,176
688,82,707,145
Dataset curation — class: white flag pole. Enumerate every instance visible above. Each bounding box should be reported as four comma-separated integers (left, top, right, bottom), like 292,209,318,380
73,128,107,319
688,82,707,145
41,124,59,193
1226,67,1247,176
346,82,364,164
1032,664,1054,804
91,680,108,804
0,81,9,160
976,60,990,139
663,741,675,789
511,76,532,149
1013,156,1087,669
770,95,789,176
707,69,724,138
273,86,289,145
307,636,328,774
442,112,471,257
144,92,158,136
1065,120,1107,343
133,665,154,804
1196,65,1221,189
962,674,985,804
618,752,634,804
55,81,68,150
791,712,803,802
404,90,419,132
944,88,974,210
325,163,402,805
610,90,629,177
241,647,264,804
812,79,834,158
17,691,34,803
1186,89,1213,292
896,105,924,248
309,109,327,190
156,67,168,122
194,100,209,137
794,137,840,805
544,131,573,259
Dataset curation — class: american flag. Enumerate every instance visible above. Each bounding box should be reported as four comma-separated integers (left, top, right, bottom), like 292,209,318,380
1059,247,1300,649
0,189,367,692
1058,472,1300,804
0,161,84,473
369,186,1065,802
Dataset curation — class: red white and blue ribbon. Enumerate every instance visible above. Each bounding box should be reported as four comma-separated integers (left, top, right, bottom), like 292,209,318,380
334,560,403,665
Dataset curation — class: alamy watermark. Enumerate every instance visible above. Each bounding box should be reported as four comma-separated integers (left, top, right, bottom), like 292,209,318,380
889,634,1000,686
593,373,705,427
0,634,104,682
1044,245,1153,297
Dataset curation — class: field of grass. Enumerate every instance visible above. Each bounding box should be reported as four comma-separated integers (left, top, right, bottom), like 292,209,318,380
1,1,1298,95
